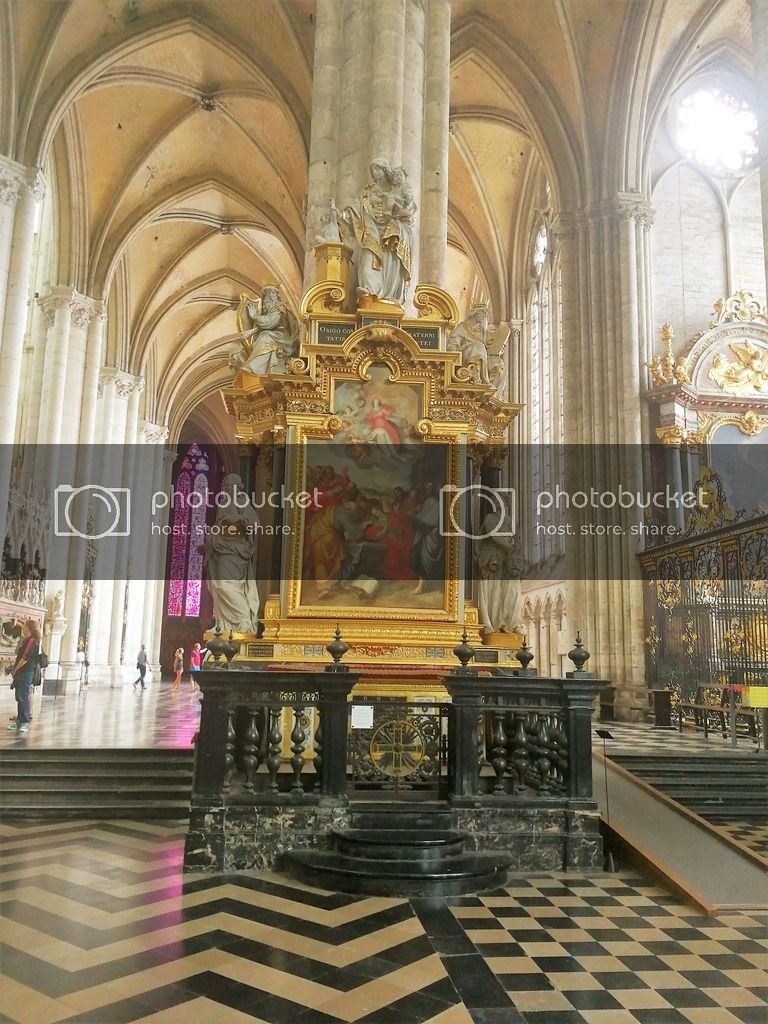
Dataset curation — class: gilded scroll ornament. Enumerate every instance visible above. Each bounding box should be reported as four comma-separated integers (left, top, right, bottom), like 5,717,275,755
682,618,699,658
655,425,704,445
721,618,746,656
709,290,768,328
644,623,660,658
684,466,737,535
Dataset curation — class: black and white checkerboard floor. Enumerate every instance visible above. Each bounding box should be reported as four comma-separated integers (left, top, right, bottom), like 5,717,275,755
445,872,768,1024
718,821,768,861
593,722,761,756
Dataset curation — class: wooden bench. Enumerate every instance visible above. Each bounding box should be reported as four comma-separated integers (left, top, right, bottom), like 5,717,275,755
676,699,759,740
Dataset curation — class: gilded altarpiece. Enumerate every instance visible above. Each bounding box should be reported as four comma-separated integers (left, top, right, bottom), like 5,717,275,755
221,246,520,672
643,292,768,708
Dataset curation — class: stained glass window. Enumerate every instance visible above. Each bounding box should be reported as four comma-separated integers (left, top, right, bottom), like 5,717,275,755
184,472,208,617
675,86,758,177
528,215,563,565
166,444,211,618
533,224,548,276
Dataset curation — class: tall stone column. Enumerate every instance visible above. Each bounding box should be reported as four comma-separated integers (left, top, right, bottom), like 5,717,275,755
108,377,144,673
751,0,768,293
419,0,450,286
151,447,177,666
140,424,170,659
556,194,653,718
87,368,118,677
87,368,137,681
304,0,451,290
37,288,74,444
0,161,44,534
59,299,107,678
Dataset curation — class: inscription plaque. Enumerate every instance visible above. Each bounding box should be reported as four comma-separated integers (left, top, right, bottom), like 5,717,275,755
317,321,355,345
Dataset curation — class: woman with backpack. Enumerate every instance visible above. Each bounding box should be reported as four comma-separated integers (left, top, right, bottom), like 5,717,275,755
5,619,41,733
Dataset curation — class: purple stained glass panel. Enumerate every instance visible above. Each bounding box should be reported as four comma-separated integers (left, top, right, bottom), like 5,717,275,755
167,471,191,616
167,579,184,618
184,472,207,617
184,579,202,619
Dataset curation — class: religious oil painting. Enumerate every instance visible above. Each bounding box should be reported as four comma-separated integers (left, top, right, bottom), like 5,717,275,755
298,365,447,610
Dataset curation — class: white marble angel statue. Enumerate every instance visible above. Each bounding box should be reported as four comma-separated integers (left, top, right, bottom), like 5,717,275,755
230,286,300,376
203,474,260,634
474,495,526,636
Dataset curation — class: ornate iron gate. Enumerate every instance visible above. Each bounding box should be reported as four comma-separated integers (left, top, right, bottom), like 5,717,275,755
347,699,447,793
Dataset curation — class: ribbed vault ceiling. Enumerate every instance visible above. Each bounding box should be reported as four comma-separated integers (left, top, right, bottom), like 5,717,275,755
4,0,753,440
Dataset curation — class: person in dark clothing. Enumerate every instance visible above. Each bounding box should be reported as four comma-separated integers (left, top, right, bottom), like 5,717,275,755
133,645,150,689
6,619,40,733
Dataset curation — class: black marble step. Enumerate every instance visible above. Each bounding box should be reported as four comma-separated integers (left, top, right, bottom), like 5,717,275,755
284,848,512,897
348,803,453,831
334,828,467,863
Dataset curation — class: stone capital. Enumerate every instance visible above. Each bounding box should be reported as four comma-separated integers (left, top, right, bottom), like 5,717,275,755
550,211,577,241
98,366,142,399
38,287,104,330
37,286,76,327
0,171,22,209
610,192,654,227
71,297,93,329
0,157,46,208
140,421,169,444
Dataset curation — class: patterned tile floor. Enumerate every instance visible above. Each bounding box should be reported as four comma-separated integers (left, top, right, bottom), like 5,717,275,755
1,820,766,1024
593,721,762,757
717,822,768,862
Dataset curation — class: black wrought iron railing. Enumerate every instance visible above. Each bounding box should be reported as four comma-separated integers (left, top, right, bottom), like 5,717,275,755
188,666,602,809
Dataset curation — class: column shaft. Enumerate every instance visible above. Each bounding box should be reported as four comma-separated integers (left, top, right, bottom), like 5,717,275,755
307,0,450,292
558,197,652,718
108,380,143,670
150,449,176,663
751,0,768,293
368,0,406,163
60,301,106,670
419,0,450,286
337,0,372,209
37,290,73,446
0,168,41,537
141,430,170,656
0,170,41,444
303,0,343,280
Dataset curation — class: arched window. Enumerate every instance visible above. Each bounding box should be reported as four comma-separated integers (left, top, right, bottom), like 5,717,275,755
166,444,211,619
527,215,563,564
